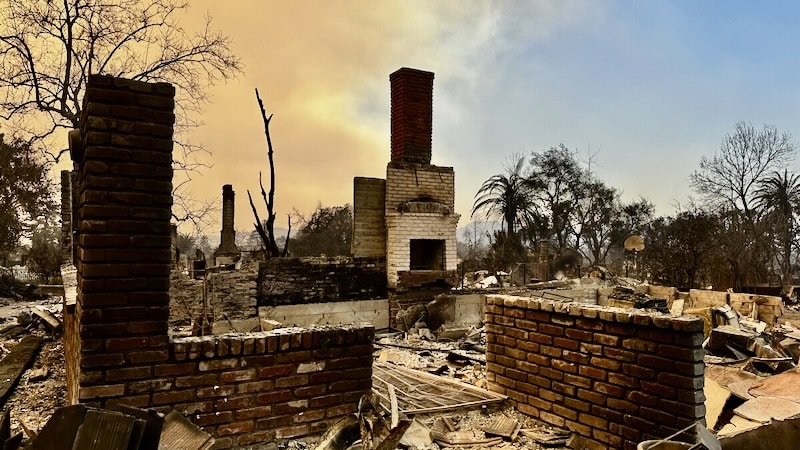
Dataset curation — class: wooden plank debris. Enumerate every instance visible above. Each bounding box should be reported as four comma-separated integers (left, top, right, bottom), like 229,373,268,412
158,410,214,450
372,361,506,414
520,428,570,446
30,307,61,333
27,404,88,450
72,409,139,450
481,416,521,441
0,335,41,409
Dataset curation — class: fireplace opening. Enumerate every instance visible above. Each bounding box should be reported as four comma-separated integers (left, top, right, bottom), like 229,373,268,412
410,239,445,270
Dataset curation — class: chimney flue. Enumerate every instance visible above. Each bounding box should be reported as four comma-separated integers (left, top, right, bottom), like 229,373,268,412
390,67,434,164
217,184,239,256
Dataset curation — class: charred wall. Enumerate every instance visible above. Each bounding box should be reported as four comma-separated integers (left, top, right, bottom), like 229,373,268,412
64,75,375,448
257,257,386,306
485,295,705,450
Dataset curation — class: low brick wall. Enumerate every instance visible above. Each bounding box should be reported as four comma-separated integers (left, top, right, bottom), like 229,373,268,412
170,266,259,326
258,257,386,306
485,295,705,450
74,324,374,448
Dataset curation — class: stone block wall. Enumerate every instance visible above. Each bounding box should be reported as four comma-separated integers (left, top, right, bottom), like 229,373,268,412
351,177,386,258
385,163,454,212
485,295,705,450
170,266,259,326
385,212,459,288
257,257,386,306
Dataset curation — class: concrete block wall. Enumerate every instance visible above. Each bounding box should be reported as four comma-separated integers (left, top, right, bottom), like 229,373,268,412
257,256,386,306
485,295,706,450
385,163,454,213
352,177,386,258
170,266,259,326
385,212,459,288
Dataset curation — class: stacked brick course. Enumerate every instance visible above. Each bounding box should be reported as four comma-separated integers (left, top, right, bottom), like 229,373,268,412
68,74,176,406
390,68,434,164
257,257,386,306
65,75,375,448
485,295,705,450
169,266,259,325
161,325,373,448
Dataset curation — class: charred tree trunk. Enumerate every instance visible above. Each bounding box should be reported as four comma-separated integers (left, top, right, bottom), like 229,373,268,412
247,89,289,259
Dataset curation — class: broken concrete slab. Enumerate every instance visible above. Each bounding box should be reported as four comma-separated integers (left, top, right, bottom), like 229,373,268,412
734,397,800,423
718,414,800,449
748,366,800,401
704,377,730,429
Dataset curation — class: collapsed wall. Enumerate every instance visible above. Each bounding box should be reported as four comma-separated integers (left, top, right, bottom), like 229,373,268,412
257,257,386,306
485,295,705,450
63,74,373,448
169,266,259,326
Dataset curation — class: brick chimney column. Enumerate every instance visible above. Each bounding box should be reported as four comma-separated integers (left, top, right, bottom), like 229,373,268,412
390,68,434,164
60,170,73,263
217,184,238,255
68,75,175,408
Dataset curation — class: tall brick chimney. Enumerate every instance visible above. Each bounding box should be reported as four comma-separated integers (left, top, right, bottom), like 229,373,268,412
390,67,434,164
216,184,238,256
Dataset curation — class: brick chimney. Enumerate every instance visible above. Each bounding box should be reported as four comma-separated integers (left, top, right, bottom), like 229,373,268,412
390,68,434,164
216,184,238,256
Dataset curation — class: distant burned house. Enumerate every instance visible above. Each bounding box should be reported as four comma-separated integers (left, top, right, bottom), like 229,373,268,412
352,68,460,290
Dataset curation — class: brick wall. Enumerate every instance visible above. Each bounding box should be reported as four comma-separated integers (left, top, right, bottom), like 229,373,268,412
60,170,73,263
65,75,375,448
390,67,434,164
257,257,386,306
170,266,259,326
485,295,705,450
67,74,176,408
351,177,386,258
159,325,373,447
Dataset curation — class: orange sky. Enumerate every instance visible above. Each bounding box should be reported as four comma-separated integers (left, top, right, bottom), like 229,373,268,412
157,1,591,239
32,1,800,243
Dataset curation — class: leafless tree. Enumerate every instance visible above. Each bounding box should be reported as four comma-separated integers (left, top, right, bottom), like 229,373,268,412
248,89,289,259
0,0,242,226
691,122,796,219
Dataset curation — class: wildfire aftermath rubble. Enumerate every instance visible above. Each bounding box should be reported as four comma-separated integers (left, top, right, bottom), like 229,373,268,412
3,272,800,449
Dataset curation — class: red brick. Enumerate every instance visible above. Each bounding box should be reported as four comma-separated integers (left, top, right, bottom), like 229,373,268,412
554,337,580,351
197,385,235,398
105,365,152,381
217,420,254,436
564,374,592,389
564,397,591,413
578,366,606,381
604,347,636,362
540,411,565,427
220,369,256,383
539,323,564,336
175,374,217,388
579,413,608,430
539,388,564,403
237,380,274,394
235,406,272,420
295,384,327,398
552,404,578,420
127,349,168,363
575,319,604,331
216,395,254,411
594,382,624,398
590,356,621,371
195,411,234,426
593,429,623,447
152,389,195,405
577,388,607,406
256,390,292,405
608,373,639,388
258,364,295,378
155,363,197,377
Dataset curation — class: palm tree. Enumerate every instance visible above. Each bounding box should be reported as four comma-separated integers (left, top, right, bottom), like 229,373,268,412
754,169,800,286
471,155,536,237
